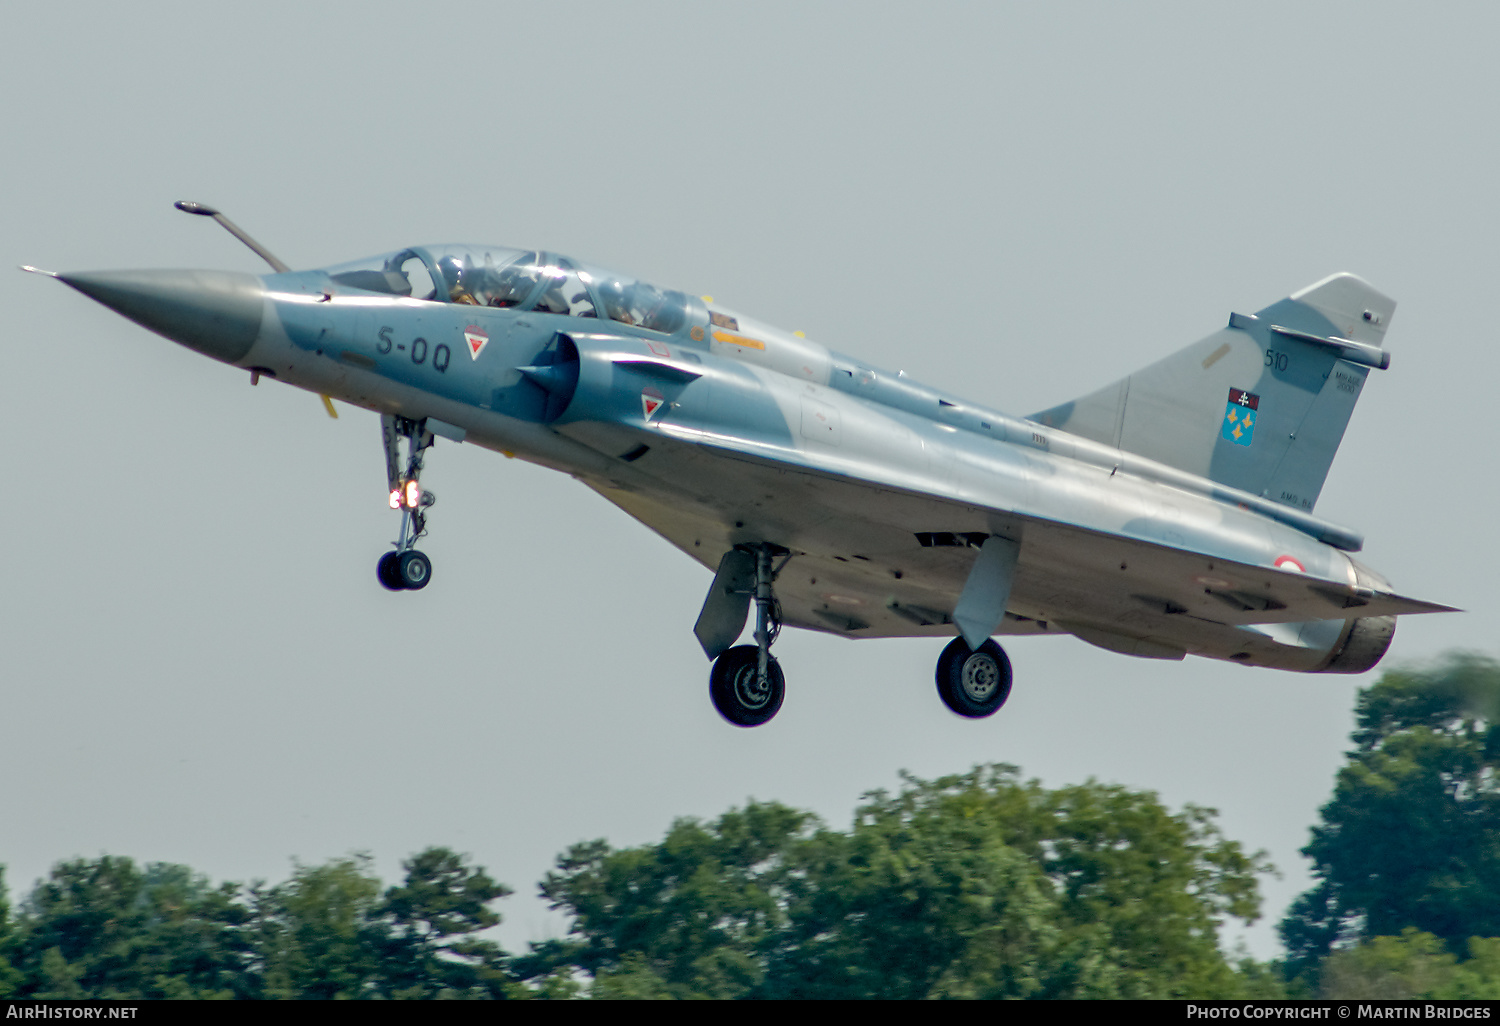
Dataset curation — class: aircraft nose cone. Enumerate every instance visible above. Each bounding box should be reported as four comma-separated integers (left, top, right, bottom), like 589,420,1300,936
58,269,264,364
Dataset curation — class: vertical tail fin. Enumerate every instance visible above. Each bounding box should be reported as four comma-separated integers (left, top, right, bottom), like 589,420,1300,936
1032,273,1396,512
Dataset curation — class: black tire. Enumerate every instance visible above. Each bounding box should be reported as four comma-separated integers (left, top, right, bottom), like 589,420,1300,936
377,551,405,591
709,645,785,727
398,550,432,590
935,637,1012,718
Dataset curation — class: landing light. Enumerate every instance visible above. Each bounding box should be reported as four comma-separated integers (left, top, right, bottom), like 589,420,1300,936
389,489,401,510
404,480,423,509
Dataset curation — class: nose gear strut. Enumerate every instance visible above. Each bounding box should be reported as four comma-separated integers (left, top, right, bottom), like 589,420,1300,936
377,414,437,591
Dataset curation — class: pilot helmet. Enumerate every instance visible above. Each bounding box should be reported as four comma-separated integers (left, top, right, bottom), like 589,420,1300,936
437,255,468,297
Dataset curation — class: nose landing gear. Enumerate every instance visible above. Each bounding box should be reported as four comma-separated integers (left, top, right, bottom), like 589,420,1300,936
377,414,437,592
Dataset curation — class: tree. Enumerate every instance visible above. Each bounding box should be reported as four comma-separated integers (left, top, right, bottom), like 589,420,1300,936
1281,653,1500,964
775,767,1268,999
524,802,814,999
768,769,1062,999
529,765,1271,998
253,856,388,999
376,846,521,998
0,870,23,999
11,857,252,999
254,847,523,999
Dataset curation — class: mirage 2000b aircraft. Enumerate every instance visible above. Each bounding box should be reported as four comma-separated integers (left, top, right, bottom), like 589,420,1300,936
31,203,1454,726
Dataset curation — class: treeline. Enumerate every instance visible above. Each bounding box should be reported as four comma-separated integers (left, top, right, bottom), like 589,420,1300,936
2,652,1497,999
0,771,1269,999
0,848,536,999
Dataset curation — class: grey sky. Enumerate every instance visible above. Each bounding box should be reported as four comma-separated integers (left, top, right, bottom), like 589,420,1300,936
3,2,1495,960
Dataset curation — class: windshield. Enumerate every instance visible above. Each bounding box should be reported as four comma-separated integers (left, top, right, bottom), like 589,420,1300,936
325,249,440,299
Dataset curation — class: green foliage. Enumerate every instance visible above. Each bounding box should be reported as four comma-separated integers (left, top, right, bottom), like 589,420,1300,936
255,856,386,998
1315,929,1500,999
774,772,1058,999
3,847,521,1000
1,755,1374,1000
530,802,813,999
528,765,1271,999
12,857,251,999
1281,653,1500,965
1447,937,1500,999
1231,956,1293,999
1318,929,1458,999
785,767,1270,999
0,870,24,999
377,847,519,999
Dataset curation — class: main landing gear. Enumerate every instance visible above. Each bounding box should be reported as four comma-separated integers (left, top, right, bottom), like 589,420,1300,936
709,544,787,727
377,415,437,592
935,636,1013,718
694,542,1018,725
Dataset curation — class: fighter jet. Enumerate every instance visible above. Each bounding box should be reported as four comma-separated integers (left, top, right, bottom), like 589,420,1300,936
28,202,1454,726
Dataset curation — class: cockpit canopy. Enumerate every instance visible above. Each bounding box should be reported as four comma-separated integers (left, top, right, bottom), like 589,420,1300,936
323,245,693,335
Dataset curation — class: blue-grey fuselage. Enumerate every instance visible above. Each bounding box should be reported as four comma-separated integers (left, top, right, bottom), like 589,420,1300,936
49,239,1453,725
